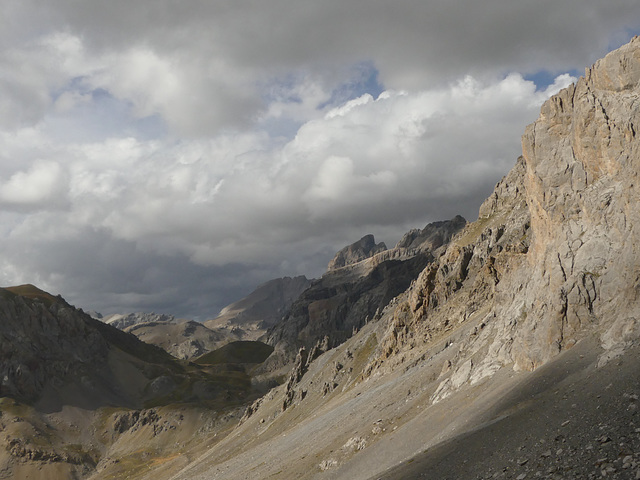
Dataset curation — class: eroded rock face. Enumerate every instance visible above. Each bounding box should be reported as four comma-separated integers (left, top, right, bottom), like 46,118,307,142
371,36,640,400
327,234,387,271
263,217,466,370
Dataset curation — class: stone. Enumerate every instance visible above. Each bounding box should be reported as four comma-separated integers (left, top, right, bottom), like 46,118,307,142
327,234,387,271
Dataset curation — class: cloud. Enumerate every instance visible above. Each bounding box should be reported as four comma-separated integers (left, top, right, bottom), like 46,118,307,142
0,161,67,210
3,1,638,135
0,71,576,317
0,0,636,317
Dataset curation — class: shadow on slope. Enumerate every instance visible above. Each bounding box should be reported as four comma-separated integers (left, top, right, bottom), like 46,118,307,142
378,338,640,480
194,341,274,366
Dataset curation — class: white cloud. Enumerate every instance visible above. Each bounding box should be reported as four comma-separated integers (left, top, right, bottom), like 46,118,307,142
0,161,67,209
1,74,574,266
0,0,633,317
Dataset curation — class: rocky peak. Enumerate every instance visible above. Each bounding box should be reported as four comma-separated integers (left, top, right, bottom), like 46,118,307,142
367,35,640,394
395,215,467,252
204,275,312,340
327,234,387,271
103,311,177,330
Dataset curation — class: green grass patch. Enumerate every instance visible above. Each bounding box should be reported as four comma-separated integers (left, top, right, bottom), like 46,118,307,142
2,284,61,307
352,333,378,375
454,212,502,247
194,341,274,366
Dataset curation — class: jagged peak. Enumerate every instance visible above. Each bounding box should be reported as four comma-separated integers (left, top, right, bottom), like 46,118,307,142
586,35,640,92
327,234,388,271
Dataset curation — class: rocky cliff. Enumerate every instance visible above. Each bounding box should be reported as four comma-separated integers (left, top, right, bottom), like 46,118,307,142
368,36,640,397
262,216,466,371
327,234,388,271
167,37,640,480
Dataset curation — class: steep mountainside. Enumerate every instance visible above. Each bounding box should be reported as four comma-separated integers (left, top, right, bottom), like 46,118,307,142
262,216,466,372
0,285,268,479
165,37,640,480
371,34,640,384
0,285,180,410
204,276,311,340
263,216,466,370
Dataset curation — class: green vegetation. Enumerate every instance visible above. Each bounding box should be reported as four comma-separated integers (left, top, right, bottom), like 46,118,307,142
352,333,378,376
0,397,33,417
455,212,502,247
2,284,62,307
194,341,274,366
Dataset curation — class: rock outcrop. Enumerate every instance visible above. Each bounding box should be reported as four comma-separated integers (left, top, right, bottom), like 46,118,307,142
395,215,466,252
327,234,388,271
368,35,640,399
262,216,466,370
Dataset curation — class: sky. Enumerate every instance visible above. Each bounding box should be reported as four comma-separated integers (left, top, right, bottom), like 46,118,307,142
1,1,639,320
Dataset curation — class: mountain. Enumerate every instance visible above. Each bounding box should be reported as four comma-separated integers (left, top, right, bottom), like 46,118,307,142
0,284,269,479
124,320,239,359
261,215,466,373
102,311,179,329
4,37,640,480
327,234,388,271
165,37,640,479
99,312,240,360
204,275,311,340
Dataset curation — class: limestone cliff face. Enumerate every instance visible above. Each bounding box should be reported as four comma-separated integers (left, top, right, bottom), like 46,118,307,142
372,37,640,399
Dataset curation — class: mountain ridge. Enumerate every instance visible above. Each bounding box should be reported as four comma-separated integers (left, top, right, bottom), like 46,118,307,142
167,36,640,480
2,37,640,480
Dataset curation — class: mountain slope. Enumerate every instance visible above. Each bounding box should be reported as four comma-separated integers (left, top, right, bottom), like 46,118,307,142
204,275,311,340
102,311,178,330
0,285,269,479
262,216,466,372
166,36,640,480
125,320,238,360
